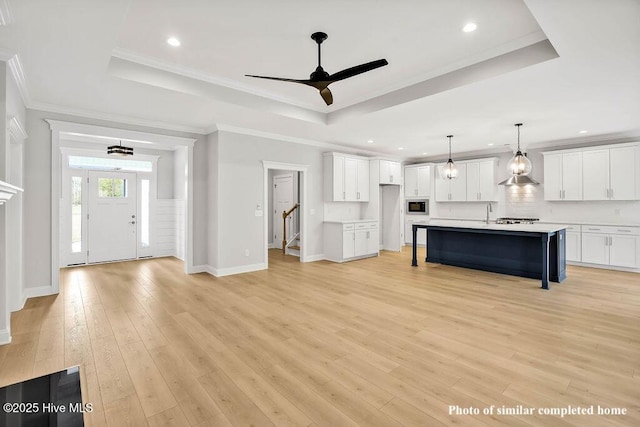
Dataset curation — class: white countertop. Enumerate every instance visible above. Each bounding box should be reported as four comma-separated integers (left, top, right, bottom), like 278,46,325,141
415,219,567,233
324,219,378,224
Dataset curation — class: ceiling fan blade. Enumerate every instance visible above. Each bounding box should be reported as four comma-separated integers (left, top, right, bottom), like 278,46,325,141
320,87,333,106
328,59,388,82
245,74,309,84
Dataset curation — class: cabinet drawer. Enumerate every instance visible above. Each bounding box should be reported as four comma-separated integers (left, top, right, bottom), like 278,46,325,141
583,225,640,235
564,225,581,232
342,224,355,231
356,222,377,230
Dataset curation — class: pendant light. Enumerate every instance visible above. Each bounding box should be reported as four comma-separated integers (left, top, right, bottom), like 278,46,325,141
107,140,134,157
499,123,539,185
507,123,531,175
442,135,458,179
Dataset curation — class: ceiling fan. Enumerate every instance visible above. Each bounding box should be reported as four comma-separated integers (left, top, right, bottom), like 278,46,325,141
246,32,388,106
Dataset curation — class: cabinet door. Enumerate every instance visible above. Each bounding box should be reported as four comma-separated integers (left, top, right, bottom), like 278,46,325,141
343,231,355,259
344,157,358,201
581,233,609,265
562,152,583,200
356,159,370,201
434,165,450,201
565,231,581,262
609,146,638,200
466,162,480,201
379,160,390,184
404,167,418,197
366,229,379,254
544,153,563,200
389,162,402,185
582,150,609,200
478,160,496,201
416,166,430,197
354,230,368,257
332,156,345,201
610,235,638,268
449,163,467,201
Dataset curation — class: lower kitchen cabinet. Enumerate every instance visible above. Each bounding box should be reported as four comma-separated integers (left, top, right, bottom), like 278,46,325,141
581,225,640,268
324,221,379,262
565,225,581,262
405,217,427,246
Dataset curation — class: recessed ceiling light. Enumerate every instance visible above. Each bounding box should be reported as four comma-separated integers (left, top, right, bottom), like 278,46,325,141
462,22,477,33
367,139,373,143
422,152,428,155
579,130,588,134
488,143,494,146
167,37,181,47
398,147,404,150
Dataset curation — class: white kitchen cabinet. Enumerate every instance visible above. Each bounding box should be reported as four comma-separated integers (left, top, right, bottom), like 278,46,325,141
324,221,379,262
543,152,582,201
544,143,639,201
565,225,581,262
404,164,431,198
324,153,370,202
581,225,640,268
583,146,639,200
379,160,401,185
466,159,497,201
435,163,467,201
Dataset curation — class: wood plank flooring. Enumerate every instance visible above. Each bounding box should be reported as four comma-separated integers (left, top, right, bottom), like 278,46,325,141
1,248,639,426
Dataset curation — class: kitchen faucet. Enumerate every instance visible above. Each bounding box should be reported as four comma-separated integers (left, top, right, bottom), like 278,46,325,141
485,203,493,224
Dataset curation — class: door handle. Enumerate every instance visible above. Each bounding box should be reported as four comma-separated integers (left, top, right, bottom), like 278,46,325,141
129,221,136,224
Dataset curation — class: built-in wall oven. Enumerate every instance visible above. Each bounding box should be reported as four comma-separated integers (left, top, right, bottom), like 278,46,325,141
406,200,428,215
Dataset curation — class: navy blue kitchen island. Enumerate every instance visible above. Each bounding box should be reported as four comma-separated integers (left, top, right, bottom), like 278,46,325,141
412,221,567,290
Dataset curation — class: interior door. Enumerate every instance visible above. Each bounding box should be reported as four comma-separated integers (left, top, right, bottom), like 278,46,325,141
88,171,137,263
273,173,294,249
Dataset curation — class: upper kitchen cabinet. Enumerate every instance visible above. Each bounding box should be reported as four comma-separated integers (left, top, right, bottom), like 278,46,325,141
583,145,639,200
404,164,431,198
379,160,402,185
543,142,639,201
466,159,498,202
542,152,582,201
435,163,467,201
324,152,370,202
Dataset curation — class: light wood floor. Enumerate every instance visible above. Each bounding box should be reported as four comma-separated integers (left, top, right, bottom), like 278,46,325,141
1,248,639,426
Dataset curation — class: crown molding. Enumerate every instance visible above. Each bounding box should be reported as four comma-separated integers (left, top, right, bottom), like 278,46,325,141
216,124,384,157
0,0,13,25
8,116,27,141
31,101,207,135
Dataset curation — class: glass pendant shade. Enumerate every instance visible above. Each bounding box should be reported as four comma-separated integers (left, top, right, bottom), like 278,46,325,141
506,123,531,175
443,159,458,179
507,150,532,175
441,135,458,179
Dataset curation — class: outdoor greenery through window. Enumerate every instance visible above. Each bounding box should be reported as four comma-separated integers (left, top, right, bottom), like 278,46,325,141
99,178,127,198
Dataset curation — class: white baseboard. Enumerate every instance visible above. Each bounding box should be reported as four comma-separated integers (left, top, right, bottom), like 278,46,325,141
188,264,210,274
0,328,11,345
304,254,326,262
24,286,57,299
211,263,267,277
268,242,279,249
567,261,640,273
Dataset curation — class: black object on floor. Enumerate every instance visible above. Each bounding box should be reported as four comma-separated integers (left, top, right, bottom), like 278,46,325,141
0,366,85,427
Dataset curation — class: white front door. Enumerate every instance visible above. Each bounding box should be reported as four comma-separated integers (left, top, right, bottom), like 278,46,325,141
273,173,294,249
88,171,138,263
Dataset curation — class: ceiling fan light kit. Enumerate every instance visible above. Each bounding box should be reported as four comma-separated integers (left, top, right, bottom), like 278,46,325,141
246,32,388,106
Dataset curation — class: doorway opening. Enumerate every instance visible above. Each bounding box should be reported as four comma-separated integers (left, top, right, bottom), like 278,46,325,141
262,161,308,267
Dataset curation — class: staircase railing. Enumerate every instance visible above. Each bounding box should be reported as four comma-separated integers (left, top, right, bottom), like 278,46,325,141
282,203,300,253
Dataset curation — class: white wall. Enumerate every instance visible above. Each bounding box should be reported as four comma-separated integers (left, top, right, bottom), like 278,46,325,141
206,132,217,270
23,109,208,290
211,131,326,271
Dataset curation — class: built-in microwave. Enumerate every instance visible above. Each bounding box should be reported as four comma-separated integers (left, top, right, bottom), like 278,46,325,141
406,200,428,215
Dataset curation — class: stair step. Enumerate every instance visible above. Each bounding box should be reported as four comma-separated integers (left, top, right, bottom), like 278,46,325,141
290,245,300,250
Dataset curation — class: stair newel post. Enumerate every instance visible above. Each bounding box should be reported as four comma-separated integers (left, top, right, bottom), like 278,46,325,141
282,210,287,253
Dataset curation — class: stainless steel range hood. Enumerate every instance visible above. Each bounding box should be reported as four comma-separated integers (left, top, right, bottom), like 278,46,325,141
498,175,540,186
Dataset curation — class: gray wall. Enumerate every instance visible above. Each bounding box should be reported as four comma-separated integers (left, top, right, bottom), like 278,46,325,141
23,109,207,289
213,131,325,270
